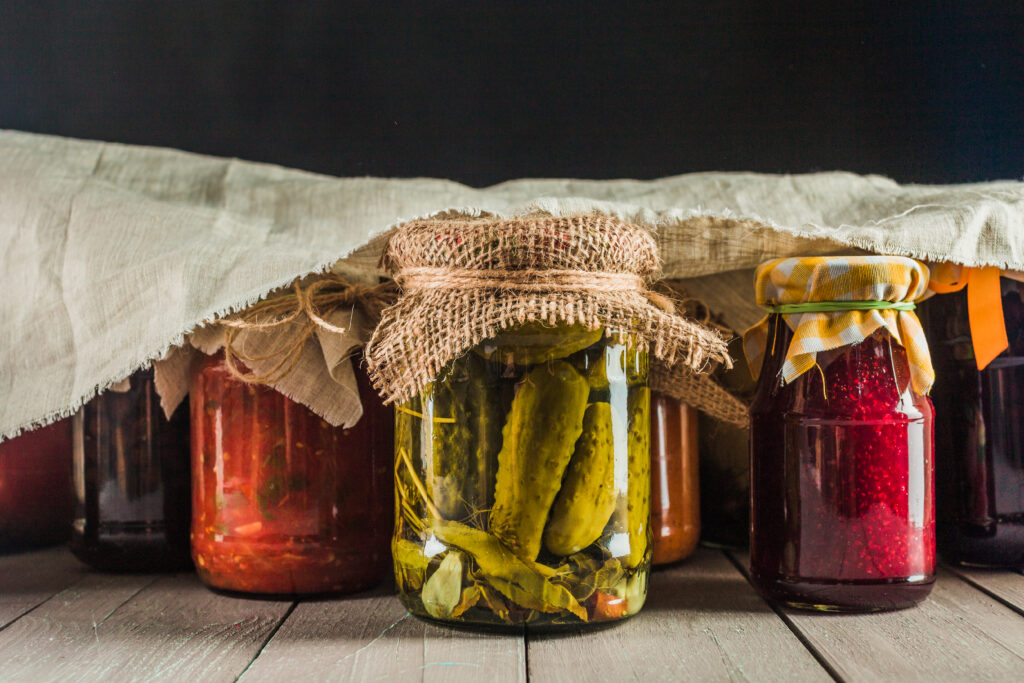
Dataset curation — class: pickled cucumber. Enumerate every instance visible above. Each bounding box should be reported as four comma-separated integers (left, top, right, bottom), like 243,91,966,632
489,361,589,560
476,322,604,365
463,356,502,517
543,402,616,556
623,387,651,568
427,377,472,520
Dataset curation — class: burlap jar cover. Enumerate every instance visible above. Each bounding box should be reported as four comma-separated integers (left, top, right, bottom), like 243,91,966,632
365,213,731,404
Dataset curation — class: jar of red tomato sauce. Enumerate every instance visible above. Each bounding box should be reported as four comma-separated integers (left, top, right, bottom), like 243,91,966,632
746,256,936,611
189,351,392,595
0,419,73,550
650,392,700,565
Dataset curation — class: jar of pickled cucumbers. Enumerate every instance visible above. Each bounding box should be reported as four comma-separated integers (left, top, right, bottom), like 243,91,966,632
393,324,651,628
368,214,730,630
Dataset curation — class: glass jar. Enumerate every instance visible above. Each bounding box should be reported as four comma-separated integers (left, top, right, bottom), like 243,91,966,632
750,317,935,611
71,370,192,571
189,351,392,596
650,392,700,565
393,323,650,630
0,420,73,550
698,336,754,549
926,279,1024,568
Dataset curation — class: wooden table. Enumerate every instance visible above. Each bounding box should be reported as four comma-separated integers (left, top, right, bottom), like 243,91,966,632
1,547,1022,682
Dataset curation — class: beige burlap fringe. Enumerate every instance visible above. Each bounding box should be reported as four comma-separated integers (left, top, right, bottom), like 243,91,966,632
219,274,398,384
650,363,749,427
366,213,732,405
647,280,750,427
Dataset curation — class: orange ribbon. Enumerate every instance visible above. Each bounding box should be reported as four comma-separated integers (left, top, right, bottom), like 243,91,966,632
929,264,1009,370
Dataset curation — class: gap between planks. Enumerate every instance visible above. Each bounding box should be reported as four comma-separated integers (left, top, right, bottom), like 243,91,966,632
727,550,1024,682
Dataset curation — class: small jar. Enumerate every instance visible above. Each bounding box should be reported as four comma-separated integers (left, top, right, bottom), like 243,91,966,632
71,370,192,571
0,420,73,550
650,392,700,565
393,324,651,629
189,352,392,595
748,257,935,612
926,278,1024,568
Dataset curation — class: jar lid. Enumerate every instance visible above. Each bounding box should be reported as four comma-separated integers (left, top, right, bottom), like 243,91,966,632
743,255,935,394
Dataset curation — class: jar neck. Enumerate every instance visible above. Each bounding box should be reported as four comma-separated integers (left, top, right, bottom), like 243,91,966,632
758,314,915,414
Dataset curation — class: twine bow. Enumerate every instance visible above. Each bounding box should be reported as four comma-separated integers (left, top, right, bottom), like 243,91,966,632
217,275,398,385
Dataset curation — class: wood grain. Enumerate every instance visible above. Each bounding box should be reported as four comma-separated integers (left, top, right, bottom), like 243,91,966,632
528,549,830,682
239,584,525,682
732,552,1024,681
0,572,155,679
0,546,86,630
946,565,1024,617
0,573,293,682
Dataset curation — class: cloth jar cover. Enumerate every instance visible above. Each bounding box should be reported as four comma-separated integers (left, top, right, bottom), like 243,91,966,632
1,129,1023,439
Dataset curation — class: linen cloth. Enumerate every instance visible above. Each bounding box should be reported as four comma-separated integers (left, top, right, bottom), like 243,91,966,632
742,256,934,394
2,129,1023,439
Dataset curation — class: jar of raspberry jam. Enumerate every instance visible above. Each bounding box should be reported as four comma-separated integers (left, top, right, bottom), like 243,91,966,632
925,276,1024,568
189,351,392,596
0,420,73,550
71,370,192,571
650,392,700,565
747,256,936,611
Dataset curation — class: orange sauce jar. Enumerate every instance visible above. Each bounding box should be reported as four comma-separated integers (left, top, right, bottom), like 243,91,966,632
650,392,700,564
189,352,392,595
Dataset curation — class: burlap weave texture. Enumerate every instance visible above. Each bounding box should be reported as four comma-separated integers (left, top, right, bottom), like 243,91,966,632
366,214,731,405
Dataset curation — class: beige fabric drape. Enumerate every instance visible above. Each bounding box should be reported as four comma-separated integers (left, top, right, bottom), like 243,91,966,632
2,129,1022,439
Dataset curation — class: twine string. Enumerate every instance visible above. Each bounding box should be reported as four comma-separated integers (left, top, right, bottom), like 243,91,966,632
764,300,916,314
219,275,398,385
397,266,675,313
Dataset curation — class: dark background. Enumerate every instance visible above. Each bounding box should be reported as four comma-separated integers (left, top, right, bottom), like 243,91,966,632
2,1,1022,186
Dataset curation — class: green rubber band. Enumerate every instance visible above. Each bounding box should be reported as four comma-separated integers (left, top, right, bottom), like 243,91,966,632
765,301,916,314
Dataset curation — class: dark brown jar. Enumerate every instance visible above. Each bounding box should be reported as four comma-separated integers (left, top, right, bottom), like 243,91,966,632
190,351,393,596
650,392,700,565
925,278,1024,568
0,420,73,550
71,369,192,571
698,335,753,549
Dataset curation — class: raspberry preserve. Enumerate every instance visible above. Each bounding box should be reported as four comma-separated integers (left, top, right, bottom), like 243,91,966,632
0,420,73,550
189,351,392,596
71,370,192,571
750,317,935,611
926,278,1024,568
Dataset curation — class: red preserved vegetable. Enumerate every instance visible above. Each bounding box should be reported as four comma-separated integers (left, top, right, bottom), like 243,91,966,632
0,420,73,550
189,352,392,595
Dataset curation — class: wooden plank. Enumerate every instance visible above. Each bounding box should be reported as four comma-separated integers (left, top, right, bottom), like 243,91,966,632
0,546,86,629
946,565,1024,617
528,549,830,682
240,585,525,682
0,572,155,679
731,553,1024,681
0,573,293,682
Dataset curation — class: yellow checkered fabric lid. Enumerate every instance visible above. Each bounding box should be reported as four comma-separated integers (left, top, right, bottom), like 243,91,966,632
742,256,935,395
